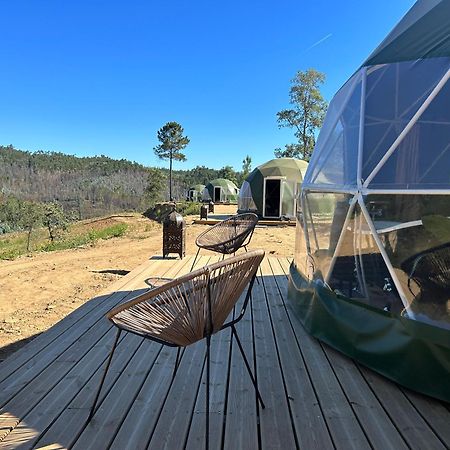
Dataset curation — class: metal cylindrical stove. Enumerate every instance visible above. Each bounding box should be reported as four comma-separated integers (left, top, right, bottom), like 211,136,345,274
163,210,186,259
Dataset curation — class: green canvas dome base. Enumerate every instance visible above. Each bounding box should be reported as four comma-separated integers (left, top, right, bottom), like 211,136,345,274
288,264,450,403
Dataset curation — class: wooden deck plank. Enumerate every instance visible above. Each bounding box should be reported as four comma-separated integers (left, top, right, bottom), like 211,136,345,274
252,261,297,449
143,341,205,449
321,345,409,450
107,346,183,450
358,367,447,450
263,258,334,449
184,320,232,450
1,332,145,449
72,339,165,450
221,282,260,450
275,257,371,450
401,390,450,448
2,256,192,449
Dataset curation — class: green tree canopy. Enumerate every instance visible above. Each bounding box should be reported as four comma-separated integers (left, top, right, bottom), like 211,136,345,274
237,155,252,185
218,165,238,185
21,201,43,251
242,155,252,177
43,202,68,242
275,68,327,161
144,168,167,206
153,122,190,201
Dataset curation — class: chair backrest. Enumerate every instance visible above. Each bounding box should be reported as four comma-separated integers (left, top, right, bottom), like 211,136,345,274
196,213,258,254
108,249,265,347
401,242,450,292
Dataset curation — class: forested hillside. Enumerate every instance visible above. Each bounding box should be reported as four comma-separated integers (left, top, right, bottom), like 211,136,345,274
0,145,245,223
0,145,150,217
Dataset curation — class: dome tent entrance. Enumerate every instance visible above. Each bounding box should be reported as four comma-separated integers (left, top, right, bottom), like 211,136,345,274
187,184,205,202
239,158,308,219
289,0,450,403
202,178,239,203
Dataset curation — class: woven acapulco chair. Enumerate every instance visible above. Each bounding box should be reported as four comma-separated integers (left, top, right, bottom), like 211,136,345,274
191,212,258,270
88,249,265,449
401,241,450,305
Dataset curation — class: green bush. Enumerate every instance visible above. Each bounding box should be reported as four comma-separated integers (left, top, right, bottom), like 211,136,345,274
42,223,128,252
0,223,128,258
143,201,200,222
90,223,128,239
176,202,201,216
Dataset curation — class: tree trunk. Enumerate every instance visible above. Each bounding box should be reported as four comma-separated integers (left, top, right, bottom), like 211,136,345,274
169,153,173,201
26,226,32,251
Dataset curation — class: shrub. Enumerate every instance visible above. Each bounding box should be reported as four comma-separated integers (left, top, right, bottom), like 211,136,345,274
143,201,200,222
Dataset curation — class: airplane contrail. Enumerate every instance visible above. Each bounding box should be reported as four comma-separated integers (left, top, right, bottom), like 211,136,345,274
305,33,333,51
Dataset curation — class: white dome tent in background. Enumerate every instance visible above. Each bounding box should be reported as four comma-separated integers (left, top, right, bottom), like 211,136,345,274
289,0,450,403
187,184,205,202
202,178,239,204
238,158,308,219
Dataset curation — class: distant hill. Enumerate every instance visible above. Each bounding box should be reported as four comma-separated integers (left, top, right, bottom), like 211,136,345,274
0,145,243,219
0,145,150,218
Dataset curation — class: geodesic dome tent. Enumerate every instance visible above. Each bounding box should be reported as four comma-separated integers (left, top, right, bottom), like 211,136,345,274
288,0,450,403
202,178,239,203
238,158,308,219
187,184,205,202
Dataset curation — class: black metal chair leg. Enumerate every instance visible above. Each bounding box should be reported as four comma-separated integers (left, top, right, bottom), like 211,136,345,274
88,328,122,422
172,347,181,380
191,248,201,271
205,336,211,450
231,325,265,409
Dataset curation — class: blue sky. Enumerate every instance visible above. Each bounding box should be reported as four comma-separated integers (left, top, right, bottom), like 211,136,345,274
0,0,415,171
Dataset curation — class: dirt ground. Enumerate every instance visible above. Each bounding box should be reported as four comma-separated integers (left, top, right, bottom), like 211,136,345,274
0,205,295,361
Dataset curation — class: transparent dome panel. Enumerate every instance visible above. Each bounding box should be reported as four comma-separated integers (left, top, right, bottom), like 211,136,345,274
301,192,352,281
238,181,257,211
362,57,450,182
294,209,308,277
327,203,404,313
363,194,450,329
281,180,297,218
202,187,211,201
368,79,450,189
304,72,361,189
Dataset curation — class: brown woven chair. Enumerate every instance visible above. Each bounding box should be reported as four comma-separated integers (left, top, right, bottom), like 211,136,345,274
401,242,450,304
191,212,258,270
88,249,265,449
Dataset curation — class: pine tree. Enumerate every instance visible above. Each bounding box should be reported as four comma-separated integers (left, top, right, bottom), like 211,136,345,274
153,122,190,201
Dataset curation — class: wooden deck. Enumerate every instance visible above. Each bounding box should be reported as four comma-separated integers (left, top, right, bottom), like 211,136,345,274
0,255,449,449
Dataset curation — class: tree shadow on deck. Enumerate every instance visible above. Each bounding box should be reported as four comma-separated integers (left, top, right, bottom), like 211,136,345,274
0,334,42,363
